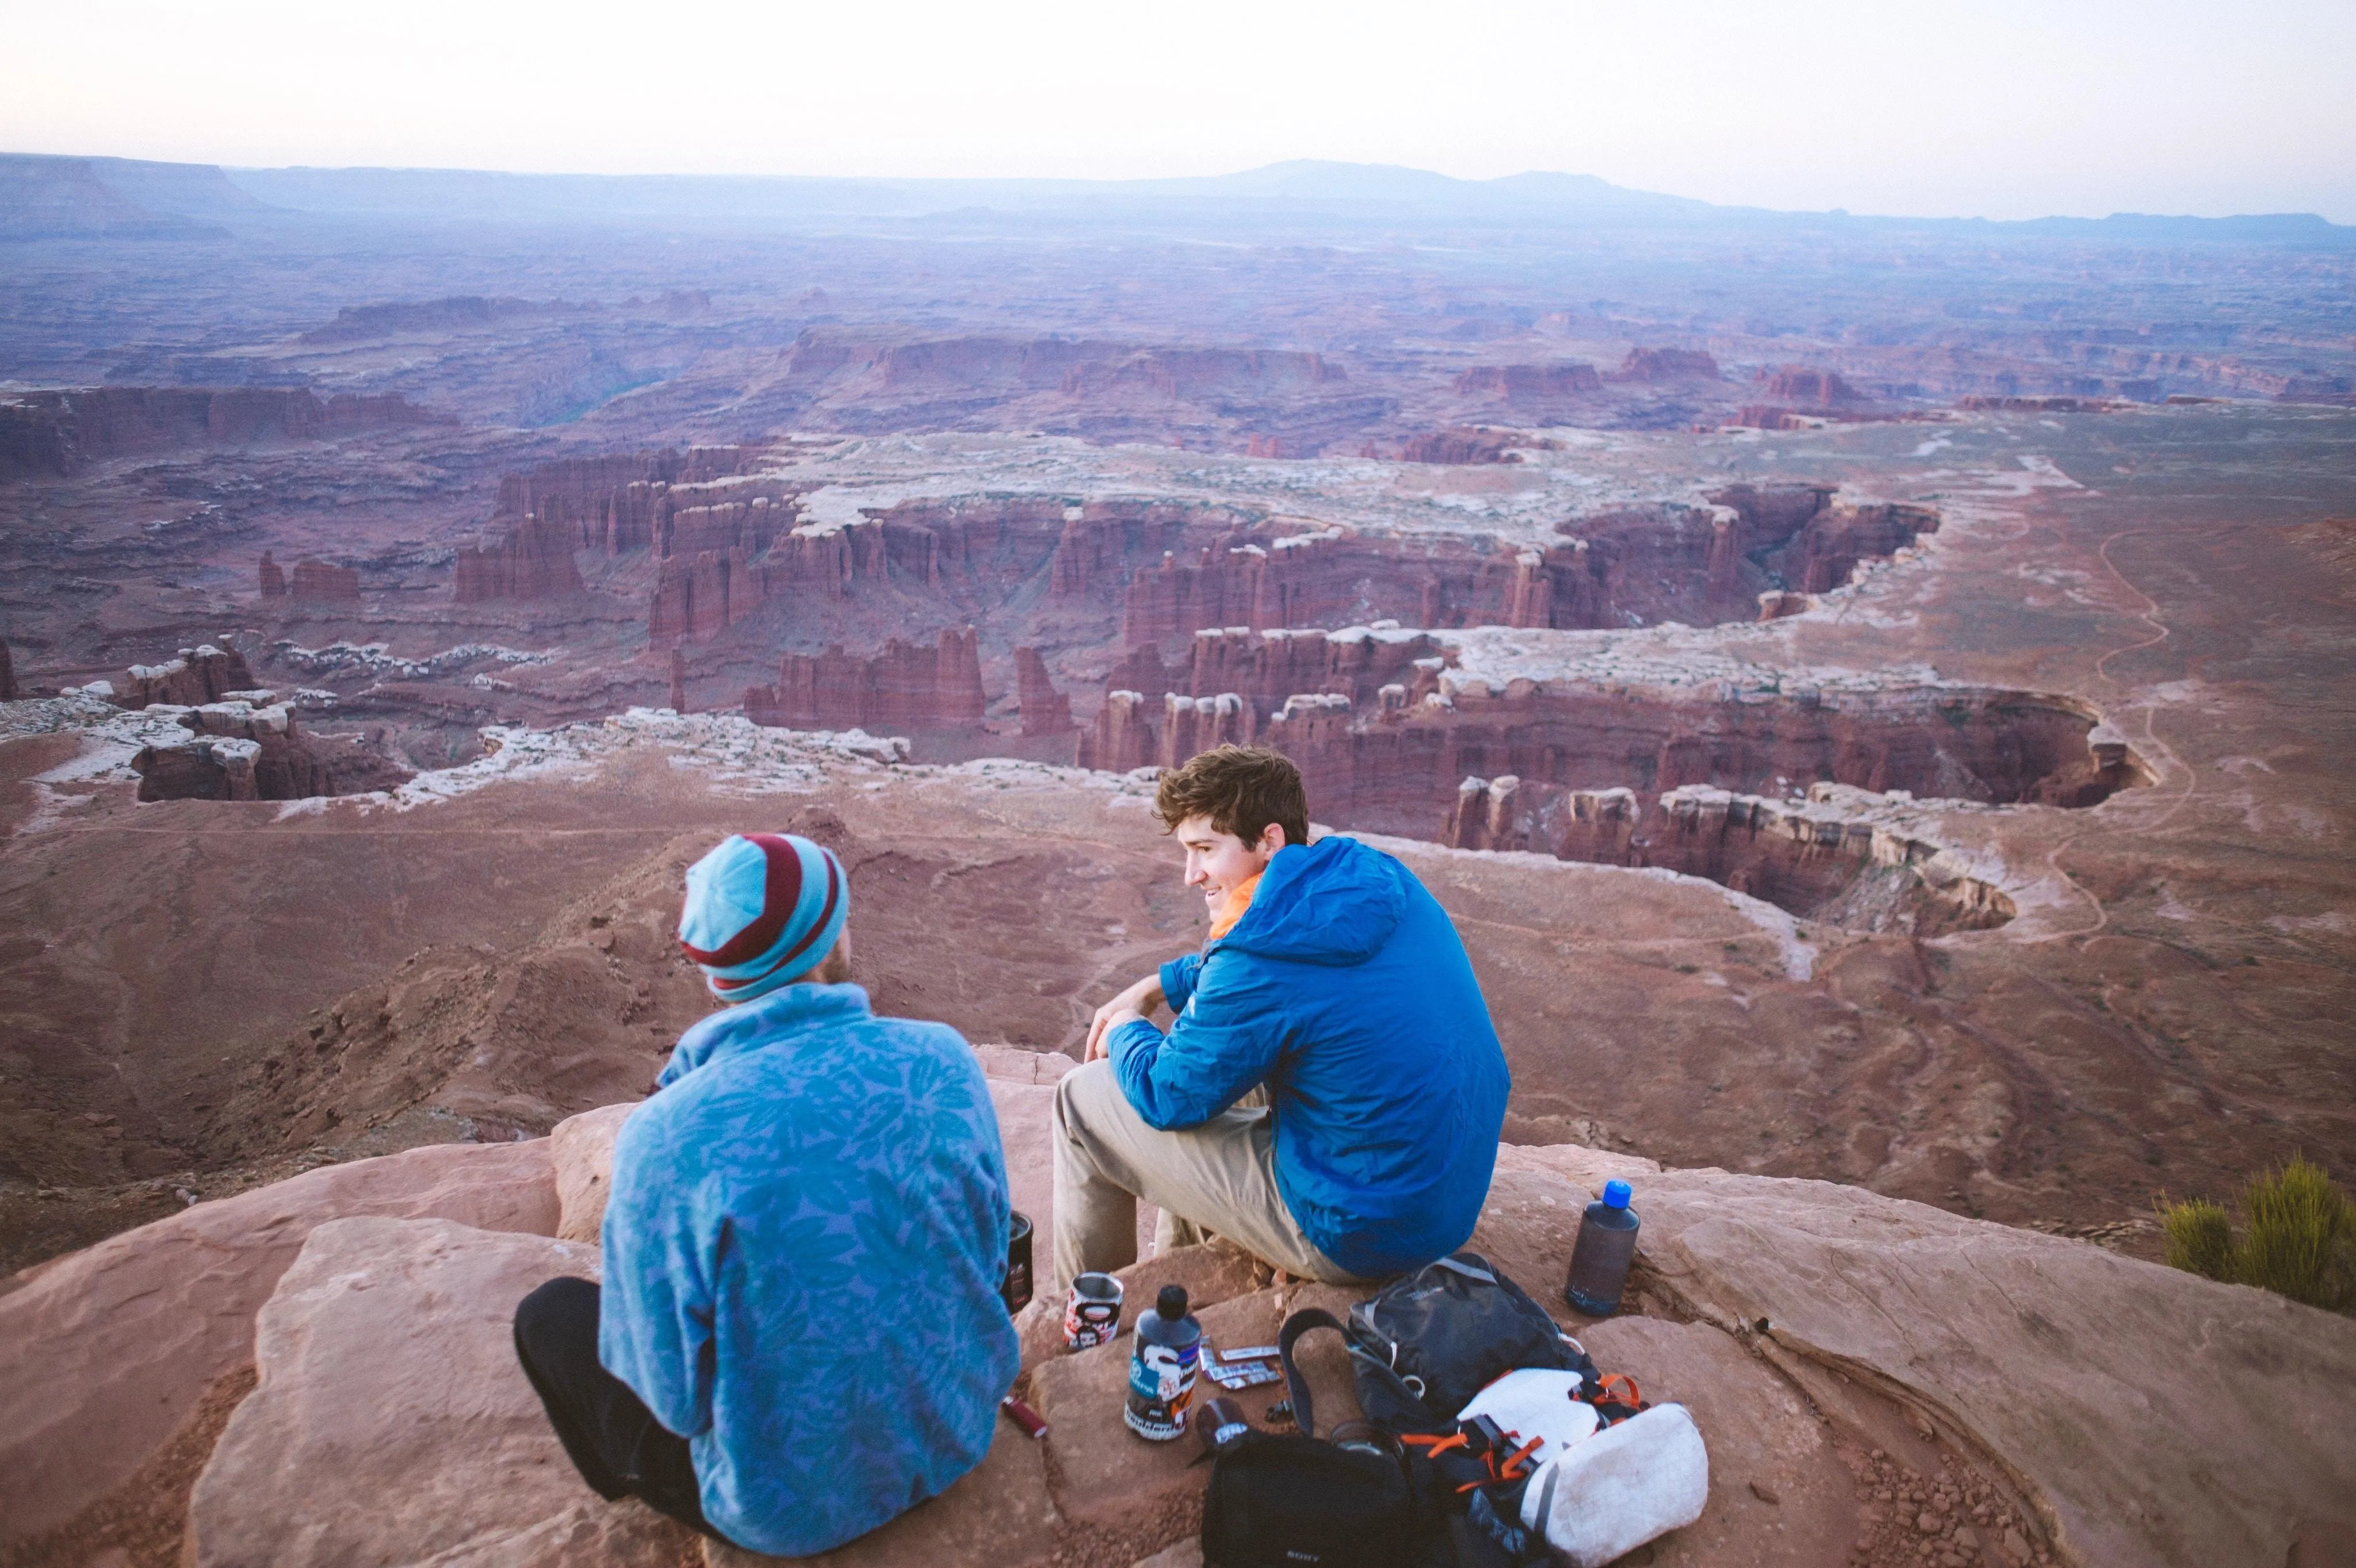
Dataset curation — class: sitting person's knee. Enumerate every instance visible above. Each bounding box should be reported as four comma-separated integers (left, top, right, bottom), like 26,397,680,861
1054,1056,1119,1124
513,1276,599,1358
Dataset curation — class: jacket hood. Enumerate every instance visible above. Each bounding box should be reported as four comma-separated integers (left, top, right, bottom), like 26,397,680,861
1219,835,1403,967
659,982,871,1088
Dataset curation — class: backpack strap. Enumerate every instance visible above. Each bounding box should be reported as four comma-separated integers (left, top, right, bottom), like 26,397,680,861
1429,1252,1498,1285
1277,1307,1349,1440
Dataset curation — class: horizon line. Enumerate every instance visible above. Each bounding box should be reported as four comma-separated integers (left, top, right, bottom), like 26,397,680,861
7,148,2346,230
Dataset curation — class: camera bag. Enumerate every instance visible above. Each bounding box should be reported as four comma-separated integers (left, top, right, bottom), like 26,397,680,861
1198,1426,1424,1568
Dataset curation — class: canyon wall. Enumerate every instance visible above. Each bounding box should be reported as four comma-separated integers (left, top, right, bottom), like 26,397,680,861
1755,366,1867,408
1453,362,1604,403
1081,653,2141,911
742,627,985,733
1446,775,2015,935
1112,487,1930,649
0,387,444,479
653,493,1262,645
1013,647,1074,737
257,553,286,599
114,645,258,709
455,447,759,605
289,559,361,603
129,696,411,802
1263,680,2137,838
1609,348,1722,383
1393,428,1522,464
493,446,751,554
780,331,1343,407
453,513,584,602
0,637,15,701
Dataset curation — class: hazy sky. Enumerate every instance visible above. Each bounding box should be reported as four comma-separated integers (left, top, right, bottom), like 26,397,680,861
6,0,2353,221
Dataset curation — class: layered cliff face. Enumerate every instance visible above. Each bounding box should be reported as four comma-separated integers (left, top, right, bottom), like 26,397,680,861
454,447,760,606
114,645,258,709
0,387,443,479
653,493,1269,650
453,513,584,602
289,559,361,603
1110,487,1931,652
1394,427,1522,464
494,446,752,554
129,695,413,802
1757,366,1868,408
1082,657,2143,929
1081,625,1445,768
1012,647,1074,737
1448,777,2017,935
747,328,1397,451
1611,347,1722,383
1453,362,1604,403
1274,680,2140,831
743,628,985,733
780,331,1344,410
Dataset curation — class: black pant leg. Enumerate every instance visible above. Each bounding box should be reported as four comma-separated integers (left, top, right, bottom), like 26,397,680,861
512,1276,718,1539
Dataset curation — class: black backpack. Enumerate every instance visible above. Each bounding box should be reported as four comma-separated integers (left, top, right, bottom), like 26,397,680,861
1290,1251,1592,1435
1198,1428,1424,1568
1200,1253,1584,1568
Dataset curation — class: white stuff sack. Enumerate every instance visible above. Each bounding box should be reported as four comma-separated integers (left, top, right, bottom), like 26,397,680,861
1517,1402,1709,1568
1454,1368,1600,1467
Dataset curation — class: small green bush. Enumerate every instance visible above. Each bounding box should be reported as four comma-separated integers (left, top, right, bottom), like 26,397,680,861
2238,1157,2355,1310
2160,1197,2235,1282
2158,1156,2355,1312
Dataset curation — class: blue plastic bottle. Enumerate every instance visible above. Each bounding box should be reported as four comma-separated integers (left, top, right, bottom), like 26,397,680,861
1564,1179,1640,1315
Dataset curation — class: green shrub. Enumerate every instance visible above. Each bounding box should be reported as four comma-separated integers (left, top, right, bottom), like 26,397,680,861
2159,1197,2235,1282
2159,1156,2355,1312
2237,1157,2355,1310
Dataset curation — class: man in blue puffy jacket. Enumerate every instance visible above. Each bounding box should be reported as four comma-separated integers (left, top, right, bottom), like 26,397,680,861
513,832,1018,1556
1053,745,1510,1291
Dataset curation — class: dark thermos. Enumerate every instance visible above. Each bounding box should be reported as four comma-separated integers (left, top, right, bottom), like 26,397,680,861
1003,1211,1034,1314
1564,1180,1639,1316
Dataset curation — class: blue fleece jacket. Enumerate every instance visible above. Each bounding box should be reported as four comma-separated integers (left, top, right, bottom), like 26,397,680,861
1108,834,1510,1278
599,982,1018,1558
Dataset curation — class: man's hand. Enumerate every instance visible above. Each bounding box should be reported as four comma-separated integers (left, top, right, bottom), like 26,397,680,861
1085,974,1165,1062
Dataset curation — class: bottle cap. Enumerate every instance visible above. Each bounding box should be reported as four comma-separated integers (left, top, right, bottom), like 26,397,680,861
1157,1284,1190,1320
1602,1180,1632,1208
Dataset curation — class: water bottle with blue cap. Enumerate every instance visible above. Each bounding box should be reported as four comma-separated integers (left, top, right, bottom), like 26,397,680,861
1564,1179,1640,1315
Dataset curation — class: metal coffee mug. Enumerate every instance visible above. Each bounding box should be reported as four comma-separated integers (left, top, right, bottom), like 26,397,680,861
1062,1271,1123,1350
1003,1211,1034,1314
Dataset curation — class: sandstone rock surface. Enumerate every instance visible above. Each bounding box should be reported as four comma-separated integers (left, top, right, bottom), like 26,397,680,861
0,1139,558,1546
552,1101,637,1243
1495,1145,2356,1567
186,1215,692,1567
18,1114,2356,1568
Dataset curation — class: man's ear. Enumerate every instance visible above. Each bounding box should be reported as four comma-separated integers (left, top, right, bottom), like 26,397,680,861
1256,821,1288,855
816,928,854,985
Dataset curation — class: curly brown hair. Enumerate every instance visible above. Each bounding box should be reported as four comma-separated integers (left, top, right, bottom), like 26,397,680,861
1152,745,1310,848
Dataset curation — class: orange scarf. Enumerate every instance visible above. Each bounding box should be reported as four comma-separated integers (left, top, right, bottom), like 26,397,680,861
1207,873,1261,942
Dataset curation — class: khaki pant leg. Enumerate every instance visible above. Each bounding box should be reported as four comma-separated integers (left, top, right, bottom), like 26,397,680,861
1051,1060,1359,1294
1156,1089,1266,1255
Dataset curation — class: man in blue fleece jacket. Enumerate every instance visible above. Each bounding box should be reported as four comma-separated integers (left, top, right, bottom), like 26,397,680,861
513,832,1018,1556
1053,745,1510,1291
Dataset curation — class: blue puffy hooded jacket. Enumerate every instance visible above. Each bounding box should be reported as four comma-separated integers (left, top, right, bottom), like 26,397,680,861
1107,834,1510,1278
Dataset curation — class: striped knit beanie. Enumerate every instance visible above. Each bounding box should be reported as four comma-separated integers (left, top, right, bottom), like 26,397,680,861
678,833,850,1005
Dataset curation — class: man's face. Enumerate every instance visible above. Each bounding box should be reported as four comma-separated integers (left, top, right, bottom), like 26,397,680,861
1175,814,1283,912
